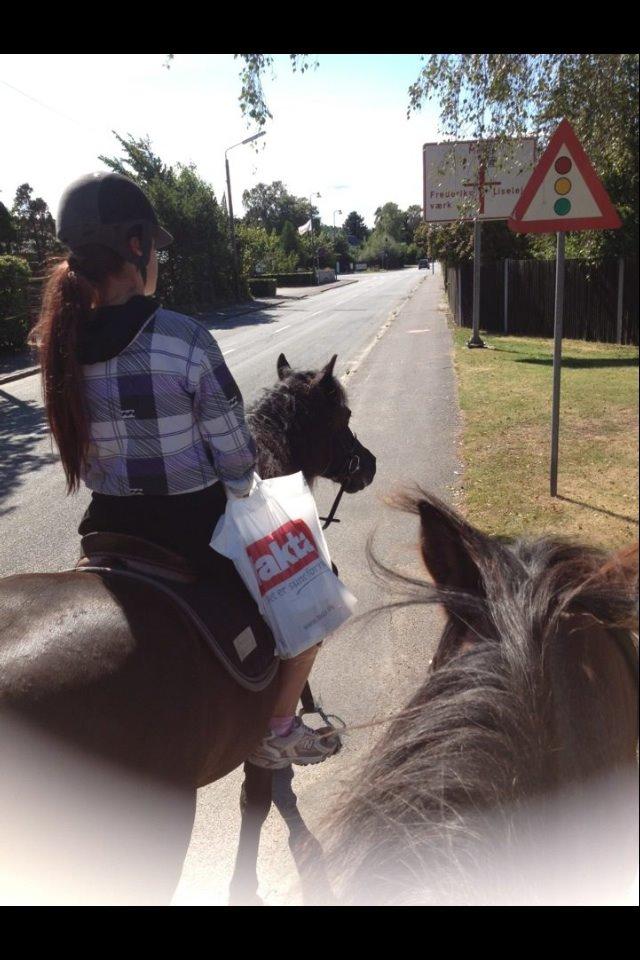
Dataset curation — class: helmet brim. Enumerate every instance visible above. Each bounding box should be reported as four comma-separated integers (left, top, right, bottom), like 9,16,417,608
155,225,174,250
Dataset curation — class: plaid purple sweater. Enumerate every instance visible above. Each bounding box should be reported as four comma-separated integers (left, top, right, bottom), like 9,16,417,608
81,307,257,496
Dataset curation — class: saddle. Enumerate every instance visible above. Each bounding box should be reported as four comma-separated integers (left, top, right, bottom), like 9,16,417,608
76,532,278,692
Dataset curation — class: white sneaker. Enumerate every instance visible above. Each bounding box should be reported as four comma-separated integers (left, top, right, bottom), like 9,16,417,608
248,717,342,770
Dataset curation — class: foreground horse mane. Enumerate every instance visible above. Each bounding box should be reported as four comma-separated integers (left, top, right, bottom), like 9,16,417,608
324,490,638,905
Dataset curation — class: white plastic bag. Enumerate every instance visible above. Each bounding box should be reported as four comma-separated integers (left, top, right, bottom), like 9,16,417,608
210,472,357,658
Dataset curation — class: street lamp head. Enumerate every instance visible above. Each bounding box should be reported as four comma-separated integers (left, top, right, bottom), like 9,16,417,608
242,131,266,145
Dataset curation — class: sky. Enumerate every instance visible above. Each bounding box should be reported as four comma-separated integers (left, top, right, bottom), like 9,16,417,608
0,54,441,229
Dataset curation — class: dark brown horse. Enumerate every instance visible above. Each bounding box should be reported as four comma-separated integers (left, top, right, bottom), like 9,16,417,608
0,353,376,906
321,491,638,905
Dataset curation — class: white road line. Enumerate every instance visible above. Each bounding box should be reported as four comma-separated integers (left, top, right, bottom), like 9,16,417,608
273,324,291,335
224,348,236,355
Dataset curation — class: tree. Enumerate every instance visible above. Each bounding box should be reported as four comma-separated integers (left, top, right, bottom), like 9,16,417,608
359,233,407,270
279,220,301,260
342,211,369,243
235,223,297,276
100,133,236,305
414,220,533,266
404,205,423,244
242,181,315,235
0,201,16,253
373,203,406,242
408,54,639,259
11,184,59,268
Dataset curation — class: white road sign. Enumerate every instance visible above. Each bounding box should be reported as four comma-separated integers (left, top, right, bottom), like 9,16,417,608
423,138,537,223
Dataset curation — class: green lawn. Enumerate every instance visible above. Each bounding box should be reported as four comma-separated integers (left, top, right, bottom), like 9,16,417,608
452,328,639,550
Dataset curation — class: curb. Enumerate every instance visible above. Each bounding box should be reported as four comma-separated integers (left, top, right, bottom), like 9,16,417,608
0,365,40,386
279,279,359,301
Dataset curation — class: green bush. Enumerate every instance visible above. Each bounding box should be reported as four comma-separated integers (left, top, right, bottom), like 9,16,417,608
248,278,277,298
260,272,315,287
0,255,31,351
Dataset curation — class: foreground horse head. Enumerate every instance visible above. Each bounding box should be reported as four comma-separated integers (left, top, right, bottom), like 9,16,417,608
249,354,376,493
325,491,638,905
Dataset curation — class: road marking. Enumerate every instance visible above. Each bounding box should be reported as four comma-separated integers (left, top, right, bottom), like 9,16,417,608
408,329,430,334
273,324,291,335
224,348,237,355
308,310,324,317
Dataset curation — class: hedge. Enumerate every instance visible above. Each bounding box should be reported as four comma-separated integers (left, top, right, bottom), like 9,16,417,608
248,277,277,298
0,255,32,351
257,272,316,287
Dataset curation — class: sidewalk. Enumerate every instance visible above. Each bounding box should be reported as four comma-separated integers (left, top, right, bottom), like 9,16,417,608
0,277,361,386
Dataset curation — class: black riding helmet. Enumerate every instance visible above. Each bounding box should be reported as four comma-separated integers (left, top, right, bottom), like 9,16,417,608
57,171,173,281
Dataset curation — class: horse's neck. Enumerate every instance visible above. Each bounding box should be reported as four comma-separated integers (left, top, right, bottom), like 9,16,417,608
251,426,292,479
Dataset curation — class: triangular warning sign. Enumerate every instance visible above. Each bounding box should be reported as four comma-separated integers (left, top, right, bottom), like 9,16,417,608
508,119,622,233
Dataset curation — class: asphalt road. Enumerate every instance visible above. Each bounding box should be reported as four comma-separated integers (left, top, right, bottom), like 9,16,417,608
0,269,421,579
175,266,461,905
0,265,461,905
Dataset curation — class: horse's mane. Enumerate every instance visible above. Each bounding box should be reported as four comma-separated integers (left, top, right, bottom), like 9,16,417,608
324,491,638,905
247,369,346,480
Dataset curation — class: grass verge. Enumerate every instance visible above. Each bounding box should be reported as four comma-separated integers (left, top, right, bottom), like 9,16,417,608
452,327,639,550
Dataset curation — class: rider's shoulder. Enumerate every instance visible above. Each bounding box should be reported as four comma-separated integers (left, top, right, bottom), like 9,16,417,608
153,306,206,341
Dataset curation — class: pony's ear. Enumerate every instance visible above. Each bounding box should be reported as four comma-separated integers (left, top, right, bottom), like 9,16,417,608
417,497,484,595
277,353,292,380
315,354,338,388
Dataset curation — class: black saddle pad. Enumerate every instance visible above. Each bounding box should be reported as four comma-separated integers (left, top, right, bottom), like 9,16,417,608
81,551,278,692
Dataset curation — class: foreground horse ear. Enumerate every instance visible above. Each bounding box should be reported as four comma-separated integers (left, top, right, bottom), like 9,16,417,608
315,354,338,387
277,354,292,380
417,497,484,595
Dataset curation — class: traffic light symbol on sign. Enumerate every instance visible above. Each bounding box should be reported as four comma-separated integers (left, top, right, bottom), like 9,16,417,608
553,156,573,216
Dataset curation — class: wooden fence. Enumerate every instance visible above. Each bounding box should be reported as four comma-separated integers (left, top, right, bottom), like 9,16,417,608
445,257,638,345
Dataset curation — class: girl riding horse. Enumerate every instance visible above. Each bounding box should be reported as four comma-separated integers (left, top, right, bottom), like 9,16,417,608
31,171,341,769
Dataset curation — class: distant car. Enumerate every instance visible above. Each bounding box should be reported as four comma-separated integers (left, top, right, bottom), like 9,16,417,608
418,258,429,269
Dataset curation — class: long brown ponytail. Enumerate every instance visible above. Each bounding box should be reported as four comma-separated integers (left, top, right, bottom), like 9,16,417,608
31,246,126,493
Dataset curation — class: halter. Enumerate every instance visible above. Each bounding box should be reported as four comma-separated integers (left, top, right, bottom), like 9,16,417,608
319,434,362,530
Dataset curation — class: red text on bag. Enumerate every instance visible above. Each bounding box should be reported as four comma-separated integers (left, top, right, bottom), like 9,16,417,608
246,519,320,596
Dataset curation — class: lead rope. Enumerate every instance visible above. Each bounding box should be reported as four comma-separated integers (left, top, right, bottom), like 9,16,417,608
319,481,347,530
300,480,350,734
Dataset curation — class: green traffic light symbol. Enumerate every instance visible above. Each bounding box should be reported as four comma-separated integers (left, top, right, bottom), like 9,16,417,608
554,156,572,215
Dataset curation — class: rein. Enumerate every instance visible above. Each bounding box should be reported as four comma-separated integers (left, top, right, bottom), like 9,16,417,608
319,436,362,530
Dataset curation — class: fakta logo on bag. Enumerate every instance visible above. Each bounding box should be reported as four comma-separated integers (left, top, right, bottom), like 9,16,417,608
246,520,320,596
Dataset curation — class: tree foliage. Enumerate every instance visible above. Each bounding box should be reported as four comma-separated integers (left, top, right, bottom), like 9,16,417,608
242,180,316,235
100,133,236,305
235,223,297,277
11,184,59,269
342,211,369,243
414,220,532,266
0,201,17,253
408,54,639,258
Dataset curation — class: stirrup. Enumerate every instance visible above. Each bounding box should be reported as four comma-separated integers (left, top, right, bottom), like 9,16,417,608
297,697,346,737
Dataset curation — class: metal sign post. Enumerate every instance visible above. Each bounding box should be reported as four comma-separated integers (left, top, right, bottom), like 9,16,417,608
468,219,485,348
508,119,622,498
549,233,565,496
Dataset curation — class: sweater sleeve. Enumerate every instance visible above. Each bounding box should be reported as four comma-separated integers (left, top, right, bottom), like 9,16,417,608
188,327,257,495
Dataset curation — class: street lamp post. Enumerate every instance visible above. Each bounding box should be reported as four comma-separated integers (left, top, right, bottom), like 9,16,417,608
309,192,321,272
333,209,342,275
225,131,266,299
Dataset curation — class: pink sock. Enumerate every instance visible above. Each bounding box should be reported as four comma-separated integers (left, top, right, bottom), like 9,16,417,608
270,715,295,737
